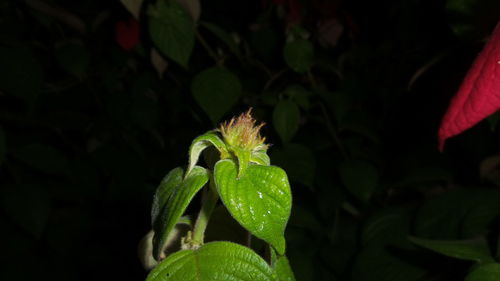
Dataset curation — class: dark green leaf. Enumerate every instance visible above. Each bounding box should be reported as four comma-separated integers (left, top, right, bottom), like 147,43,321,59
466,263,500,281
273,100,300,143
270,144,315,188
214,159,292,254
149,0,194,68
191,67,242,124
283,39,314,73
151,167,184,226
285,85,311,110
1,184,51,238
409,236,495,264
362,208,412,246
147,241,278,281
55,41,89,78
153,166,209,259
12,143,68,175
0,45,43,104
352,246,426,281
339,159,378,202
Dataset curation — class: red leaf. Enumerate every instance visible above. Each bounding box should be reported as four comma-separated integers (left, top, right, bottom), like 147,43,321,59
115,18,140,51
438,22,500,151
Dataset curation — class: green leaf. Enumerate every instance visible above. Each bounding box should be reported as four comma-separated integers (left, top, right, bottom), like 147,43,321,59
151,167,184,226
466,263,500,281
352,246,426,281
271,250,296,281
191,67,242,124
283,38,314,73
153,166,209,259
0,126,5,166
214,159,292,254
147,241,278,281
187,131,227,175
273,100,300,143
409,236,495,264
12,143,68,175
232,146,251,177
1,184,51,238
250,150,270,166
270,144,315,188
149,0,194,68
339,159,378,202
0,45,43,104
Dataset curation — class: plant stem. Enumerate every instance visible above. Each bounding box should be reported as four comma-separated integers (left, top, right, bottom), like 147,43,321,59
195,30,220,63
191,176,219,245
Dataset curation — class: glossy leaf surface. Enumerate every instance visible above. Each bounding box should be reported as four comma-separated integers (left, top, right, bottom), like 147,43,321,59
214,159,291,254
153,166,209,259
147,241,278,281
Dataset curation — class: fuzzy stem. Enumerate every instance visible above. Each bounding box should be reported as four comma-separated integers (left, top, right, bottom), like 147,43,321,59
191,176,219,245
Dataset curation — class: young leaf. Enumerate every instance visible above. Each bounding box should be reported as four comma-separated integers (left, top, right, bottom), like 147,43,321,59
146,241,278,281
273,100,300,143
250,150,271,166
187,131,227,175
339,159,379,202
151,167,184,226
466,263,500,281
153,166,209,260
408,236,495,264
271,248,297,281
214,159,292,255
283,38,314,73
149,0,194,68
191,67,242,124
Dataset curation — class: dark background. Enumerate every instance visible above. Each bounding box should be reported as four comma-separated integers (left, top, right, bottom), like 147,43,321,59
0,0,499,280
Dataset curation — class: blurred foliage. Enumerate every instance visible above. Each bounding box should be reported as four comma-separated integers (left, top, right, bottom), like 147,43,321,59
0,0,499,280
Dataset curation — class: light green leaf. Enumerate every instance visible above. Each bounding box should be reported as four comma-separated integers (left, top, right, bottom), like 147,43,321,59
283,38,314,73
187,131,227,175
466,263,500,281
232,146,251,177
149,0,194,68
409,236,495,264
151,167,184,226
147,241,278,281
191,67,242,124
273,100,300,143
250,150,270,166
271,249,296,281
339,159,378,202
214,159,292,254
153,166,209,259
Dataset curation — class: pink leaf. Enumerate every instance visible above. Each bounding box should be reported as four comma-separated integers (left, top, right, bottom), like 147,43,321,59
438,22,500,151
